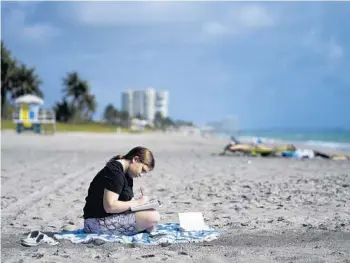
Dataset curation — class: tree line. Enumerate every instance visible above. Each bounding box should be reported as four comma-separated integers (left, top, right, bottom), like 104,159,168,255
1,41,43,119
1,41,97,123
103,105,193,129
1,41,193,128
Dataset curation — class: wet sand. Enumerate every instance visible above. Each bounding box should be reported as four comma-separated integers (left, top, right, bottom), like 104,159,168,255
1,131,350,262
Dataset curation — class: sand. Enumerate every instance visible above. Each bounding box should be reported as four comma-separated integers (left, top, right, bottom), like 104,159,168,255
1,130,350,263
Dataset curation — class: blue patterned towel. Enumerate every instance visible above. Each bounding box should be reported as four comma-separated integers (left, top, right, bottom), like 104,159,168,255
54,223,220,245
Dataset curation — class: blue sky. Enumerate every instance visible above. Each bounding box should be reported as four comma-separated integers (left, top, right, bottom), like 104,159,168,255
2,1,350,129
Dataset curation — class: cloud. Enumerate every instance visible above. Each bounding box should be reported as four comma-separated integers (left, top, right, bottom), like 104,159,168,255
67,1,275,30
328,39,343,60
233,4,274,28
64,1,208,26
58,2,276,44
201,4,275,37
202,22,230,36
2,2,60,42
22,24,61,41
304,29,344,62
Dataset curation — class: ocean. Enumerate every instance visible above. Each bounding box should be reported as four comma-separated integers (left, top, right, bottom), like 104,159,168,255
215,129,350,153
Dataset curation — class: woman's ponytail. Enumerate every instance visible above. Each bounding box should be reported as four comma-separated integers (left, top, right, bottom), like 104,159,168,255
108,154,124,164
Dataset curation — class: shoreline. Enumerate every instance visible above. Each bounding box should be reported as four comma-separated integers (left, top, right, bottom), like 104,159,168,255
2,128,350,157
2,124,350,153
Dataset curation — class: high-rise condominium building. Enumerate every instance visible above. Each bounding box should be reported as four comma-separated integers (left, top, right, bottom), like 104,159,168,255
121,90,133,117
132,90,144,118
143,88,156,122
156,91,169,118
121,88,168,123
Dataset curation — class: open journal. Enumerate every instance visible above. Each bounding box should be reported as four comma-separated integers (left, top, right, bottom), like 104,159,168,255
130,200,162,212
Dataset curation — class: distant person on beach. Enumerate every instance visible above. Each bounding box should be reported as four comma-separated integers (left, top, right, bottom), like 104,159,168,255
82,146,160,235
281,148,350,160
220,136,296,157
230,136,241,144
221,137,349,160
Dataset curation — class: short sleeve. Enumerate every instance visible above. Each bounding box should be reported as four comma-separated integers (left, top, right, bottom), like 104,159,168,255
104,167,125,195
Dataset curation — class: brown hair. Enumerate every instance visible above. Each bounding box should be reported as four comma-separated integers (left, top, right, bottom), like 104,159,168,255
112,146,155,170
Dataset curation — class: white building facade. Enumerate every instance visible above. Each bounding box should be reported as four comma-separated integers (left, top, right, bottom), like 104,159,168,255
121,90,133,117
132,90,145,118
156,91,169,118
121,88,169,124
143,88,156,123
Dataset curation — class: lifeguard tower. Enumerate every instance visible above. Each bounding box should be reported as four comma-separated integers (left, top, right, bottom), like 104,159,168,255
12,94,56,134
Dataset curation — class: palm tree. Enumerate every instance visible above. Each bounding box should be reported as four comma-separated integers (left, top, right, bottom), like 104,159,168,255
1,41,43,118
54,98,74,123
82,92,97,121
62,72,91,122
103,103,118,124
1,42,17,118
11,64,43,99
62,72,82,106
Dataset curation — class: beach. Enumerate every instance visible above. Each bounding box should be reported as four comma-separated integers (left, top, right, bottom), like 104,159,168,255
1,131,350,263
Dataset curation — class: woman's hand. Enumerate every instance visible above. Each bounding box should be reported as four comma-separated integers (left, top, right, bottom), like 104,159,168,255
138,195,149,205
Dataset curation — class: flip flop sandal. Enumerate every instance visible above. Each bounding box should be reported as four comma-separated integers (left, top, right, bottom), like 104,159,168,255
21,231,59,247
21,231,44,247
40,234,59,246
21,231,39,243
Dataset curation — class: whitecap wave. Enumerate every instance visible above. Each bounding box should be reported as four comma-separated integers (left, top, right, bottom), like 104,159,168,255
305,140,350,152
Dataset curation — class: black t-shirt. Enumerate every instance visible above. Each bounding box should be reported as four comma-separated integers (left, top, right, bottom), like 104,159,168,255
83,160,134,219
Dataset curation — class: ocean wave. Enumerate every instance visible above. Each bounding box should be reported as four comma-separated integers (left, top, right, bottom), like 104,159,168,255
214,132,350,153
305,140,350,152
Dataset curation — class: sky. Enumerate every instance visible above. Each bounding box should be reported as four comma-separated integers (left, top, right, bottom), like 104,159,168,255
2,1,350,130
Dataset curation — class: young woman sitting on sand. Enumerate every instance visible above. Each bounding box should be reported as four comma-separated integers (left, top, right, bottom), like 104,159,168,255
83,146,160,236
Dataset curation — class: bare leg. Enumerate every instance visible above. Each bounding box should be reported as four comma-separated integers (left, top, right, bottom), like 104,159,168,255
145,225,157,233
135,209,160,233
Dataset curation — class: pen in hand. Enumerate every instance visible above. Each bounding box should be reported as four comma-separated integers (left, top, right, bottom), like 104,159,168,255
139,187,149,204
